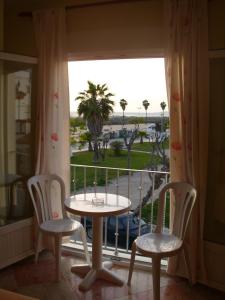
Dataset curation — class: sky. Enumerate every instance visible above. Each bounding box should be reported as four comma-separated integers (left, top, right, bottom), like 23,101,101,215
68,58,168,115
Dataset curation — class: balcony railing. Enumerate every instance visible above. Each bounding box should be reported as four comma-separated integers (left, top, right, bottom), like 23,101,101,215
65,164,170,261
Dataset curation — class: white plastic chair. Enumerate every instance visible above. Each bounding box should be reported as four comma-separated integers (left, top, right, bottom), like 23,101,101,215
127,182,197,300
27,174,90,281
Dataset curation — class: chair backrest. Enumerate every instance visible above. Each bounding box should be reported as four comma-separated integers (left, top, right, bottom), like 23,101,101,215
27,174,66,224
155,182,197,240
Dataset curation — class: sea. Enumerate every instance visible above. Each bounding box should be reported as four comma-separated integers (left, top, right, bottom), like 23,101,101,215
70,111,169,118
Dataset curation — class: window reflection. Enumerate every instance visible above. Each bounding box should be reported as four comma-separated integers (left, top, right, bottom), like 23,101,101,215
0,59,36,226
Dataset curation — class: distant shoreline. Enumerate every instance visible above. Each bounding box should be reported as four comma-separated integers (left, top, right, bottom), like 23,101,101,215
70,111,169,118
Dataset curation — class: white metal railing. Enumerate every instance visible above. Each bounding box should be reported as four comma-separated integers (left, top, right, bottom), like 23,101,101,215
65,164,170,260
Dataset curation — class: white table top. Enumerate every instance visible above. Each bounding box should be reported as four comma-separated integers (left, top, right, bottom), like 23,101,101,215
65,193,131,217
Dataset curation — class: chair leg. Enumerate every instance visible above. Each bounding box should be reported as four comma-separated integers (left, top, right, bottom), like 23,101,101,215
183,246,192,285
127,242,137,285
55,234,62,282
152,256,161,300
35,231,42,263
80,226,90,265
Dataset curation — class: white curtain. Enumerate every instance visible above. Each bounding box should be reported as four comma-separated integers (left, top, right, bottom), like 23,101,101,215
33,8,70,217
164,0,209,283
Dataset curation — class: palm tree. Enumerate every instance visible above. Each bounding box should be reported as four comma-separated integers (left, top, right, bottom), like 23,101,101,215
160,101,167,132
142,99,150,123
76,81,114,162
120,99,128,126
138,131,147,144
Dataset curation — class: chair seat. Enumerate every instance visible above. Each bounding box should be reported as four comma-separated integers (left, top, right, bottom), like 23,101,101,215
136,233,182,256
40,218,82,235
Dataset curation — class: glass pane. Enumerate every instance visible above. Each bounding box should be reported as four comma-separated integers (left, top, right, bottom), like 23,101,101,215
0,58,36,226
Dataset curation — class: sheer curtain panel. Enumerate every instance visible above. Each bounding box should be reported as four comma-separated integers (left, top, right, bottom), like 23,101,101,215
164,0,209,284
33,8,70,218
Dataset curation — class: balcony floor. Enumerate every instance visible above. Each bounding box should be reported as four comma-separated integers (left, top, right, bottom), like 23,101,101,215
0,251,224,300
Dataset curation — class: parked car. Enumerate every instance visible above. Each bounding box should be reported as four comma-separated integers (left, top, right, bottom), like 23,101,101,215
81,212,150,249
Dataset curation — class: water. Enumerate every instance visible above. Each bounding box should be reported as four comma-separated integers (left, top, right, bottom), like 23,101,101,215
111,111,169,117
70,111,169,117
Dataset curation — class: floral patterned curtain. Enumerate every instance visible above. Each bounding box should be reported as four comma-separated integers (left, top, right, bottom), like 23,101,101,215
33,8,70,218
164,0,209,283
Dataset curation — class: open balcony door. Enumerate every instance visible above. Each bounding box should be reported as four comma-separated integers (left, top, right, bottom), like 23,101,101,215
0,52,37,268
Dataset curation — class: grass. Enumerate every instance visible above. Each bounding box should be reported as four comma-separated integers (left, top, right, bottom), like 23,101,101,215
70,149,161,190
70,148,170,229
132,141,169,152
132,142,155,152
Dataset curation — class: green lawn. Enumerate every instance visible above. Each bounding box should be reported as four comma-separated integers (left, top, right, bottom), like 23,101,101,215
70,148,170,229
70,149,160,190
132,142,155,152
132,141,169,152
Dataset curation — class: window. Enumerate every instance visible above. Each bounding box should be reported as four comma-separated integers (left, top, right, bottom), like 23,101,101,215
67,58,170,254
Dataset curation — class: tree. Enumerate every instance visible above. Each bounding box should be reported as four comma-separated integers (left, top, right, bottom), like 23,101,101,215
128,116,144,125
133,131,169,217
120,99,128,126
142,99,150,123
160,101,167,132
76,81,114,162
138,131,147,144
99,132,110,160
122,126,139,169
70,117,85,134
110,140,124,156
160,101,166,112
80,131,93,151
70,136,77,146
133,102,169,218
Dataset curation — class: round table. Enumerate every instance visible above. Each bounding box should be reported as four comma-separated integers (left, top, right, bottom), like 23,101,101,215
65,192,131,291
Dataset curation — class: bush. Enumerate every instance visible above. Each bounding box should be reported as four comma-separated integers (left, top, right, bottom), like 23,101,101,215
110,140,124,156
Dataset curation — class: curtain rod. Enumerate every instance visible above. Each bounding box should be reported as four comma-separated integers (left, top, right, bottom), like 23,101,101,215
19,0,152,17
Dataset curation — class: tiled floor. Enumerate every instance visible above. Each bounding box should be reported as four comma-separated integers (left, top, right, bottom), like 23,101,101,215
0,251,224,300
